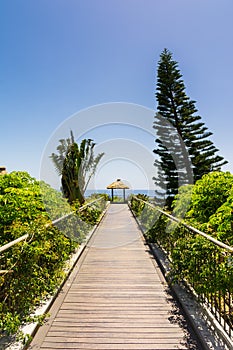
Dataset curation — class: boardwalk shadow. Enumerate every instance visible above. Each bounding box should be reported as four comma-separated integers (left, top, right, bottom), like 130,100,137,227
165,288,202,349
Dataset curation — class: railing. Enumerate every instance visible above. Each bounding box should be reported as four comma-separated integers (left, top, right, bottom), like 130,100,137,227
0,234,29,255
50,196,106,225
130,196,233,341
0,195,107,342
0,196,106,273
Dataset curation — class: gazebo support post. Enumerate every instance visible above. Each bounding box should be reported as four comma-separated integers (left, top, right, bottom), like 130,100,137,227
111,188,114,202
123,189,125,202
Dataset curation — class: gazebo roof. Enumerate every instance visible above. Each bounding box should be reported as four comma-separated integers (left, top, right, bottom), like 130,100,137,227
107,179,129,189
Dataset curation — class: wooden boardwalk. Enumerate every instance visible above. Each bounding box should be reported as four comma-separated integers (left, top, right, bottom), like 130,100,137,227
28,204,198,350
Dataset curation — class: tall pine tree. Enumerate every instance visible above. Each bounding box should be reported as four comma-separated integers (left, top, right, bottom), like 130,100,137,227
153,49,227,208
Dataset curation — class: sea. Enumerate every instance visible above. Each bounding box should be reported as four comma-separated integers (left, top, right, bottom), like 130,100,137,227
85,189,155,199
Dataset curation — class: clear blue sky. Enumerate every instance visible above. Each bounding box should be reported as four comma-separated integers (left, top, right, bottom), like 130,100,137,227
1,0,232,190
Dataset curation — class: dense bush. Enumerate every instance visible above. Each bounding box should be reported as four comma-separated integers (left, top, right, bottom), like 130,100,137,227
130,194,149,217
185,171,233,225
0,172,76,336
208,188,233,246
0,172,106,338
130,172,233,327
173,171,233,245
73,194,107,226
171,184,193,219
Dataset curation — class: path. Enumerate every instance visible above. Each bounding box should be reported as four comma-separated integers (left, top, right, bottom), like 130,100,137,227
28,204,199,350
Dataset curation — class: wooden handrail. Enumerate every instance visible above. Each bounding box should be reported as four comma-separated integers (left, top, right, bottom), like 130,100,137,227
0,234,29,254
78,197,105,212
131,196,233,252
0,196,106,253
49,196,105,226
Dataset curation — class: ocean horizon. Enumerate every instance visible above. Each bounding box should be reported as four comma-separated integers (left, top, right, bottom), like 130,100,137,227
85,189,155,198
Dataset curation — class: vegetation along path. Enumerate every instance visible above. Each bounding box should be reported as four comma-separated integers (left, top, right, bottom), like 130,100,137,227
28,204,200,350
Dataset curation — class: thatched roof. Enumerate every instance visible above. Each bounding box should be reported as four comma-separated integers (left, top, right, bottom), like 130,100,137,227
107,179,129,189
0,166,7,175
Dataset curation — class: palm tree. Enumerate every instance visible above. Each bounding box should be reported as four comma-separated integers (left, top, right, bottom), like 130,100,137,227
50,131,104,205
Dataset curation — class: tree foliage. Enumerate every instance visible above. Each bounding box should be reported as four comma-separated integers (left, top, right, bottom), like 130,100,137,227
153,49,227,208
50,131,104,205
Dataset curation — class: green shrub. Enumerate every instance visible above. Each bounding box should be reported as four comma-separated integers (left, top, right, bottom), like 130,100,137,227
0,172,106,337
186,171,233,224
130,194,149,216
172,184,193,219
208,189,233,245
130,172,233,312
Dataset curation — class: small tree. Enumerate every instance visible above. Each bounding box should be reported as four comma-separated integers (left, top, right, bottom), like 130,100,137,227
50,131,104,205
154,49,227,208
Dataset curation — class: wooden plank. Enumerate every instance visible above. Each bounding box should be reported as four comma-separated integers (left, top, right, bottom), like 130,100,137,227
40,344,187,350
28,204,197,350
43,337,186,343
47,330,185,337
48,327,184,334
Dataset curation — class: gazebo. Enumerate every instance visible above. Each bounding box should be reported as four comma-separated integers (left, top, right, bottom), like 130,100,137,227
0,166,7,175
107,179,129,202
